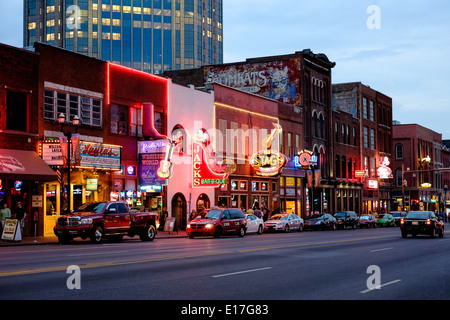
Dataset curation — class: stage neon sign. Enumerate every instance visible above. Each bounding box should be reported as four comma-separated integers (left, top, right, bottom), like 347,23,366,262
250,150,287,176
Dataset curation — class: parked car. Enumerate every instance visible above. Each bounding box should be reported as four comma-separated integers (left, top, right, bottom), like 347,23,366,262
245,214,264,235
186,208,246,238
358,214,377,228
400,211,444,238
304,214,337,231
264,214,304,232
377,214,395,227
334,211,359,229
391,211,407,226
54,201,158,244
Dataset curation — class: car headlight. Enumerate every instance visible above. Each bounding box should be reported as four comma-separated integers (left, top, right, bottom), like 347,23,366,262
205,223,214,229
81,218,93,225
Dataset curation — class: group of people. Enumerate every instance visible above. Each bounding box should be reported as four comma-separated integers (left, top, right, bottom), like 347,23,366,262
0,201,27,239
243,206,273,221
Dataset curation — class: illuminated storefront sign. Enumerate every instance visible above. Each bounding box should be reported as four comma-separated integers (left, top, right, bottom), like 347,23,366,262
250,150,287,176
293,150,317,169
355,170,366,178
366,179,379,189
40,141,64,166
192,136,228,188
377,156,393,179
79,141,121,170
86,178,98,191
138,139,172,186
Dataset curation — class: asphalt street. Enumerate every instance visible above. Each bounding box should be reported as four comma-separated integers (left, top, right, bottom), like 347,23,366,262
1,225,449,303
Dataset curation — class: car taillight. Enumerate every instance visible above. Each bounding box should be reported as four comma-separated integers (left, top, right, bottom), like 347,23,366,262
400,218,404,225
426,219,431,225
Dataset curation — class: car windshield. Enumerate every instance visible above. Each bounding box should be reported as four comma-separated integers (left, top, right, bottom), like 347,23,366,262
73,202,107,213
406,212,430,219
270,214,287,220
391,212,402,217
334,212,347,218
205,209,223,220
359,216,370,220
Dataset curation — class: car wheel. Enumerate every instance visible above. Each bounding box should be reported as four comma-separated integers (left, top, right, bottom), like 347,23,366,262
257,225,263,235
58,235,71,244
214,226,222,238
90,225,104,243
140,224,156,241
238,226,245,237
430,228,436,238
284,224,290,233
401,230,408,238
189,235,195,239
332,224,336,231
298,223,303,232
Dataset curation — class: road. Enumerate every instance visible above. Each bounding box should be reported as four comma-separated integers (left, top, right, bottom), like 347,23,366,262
1,225,449,303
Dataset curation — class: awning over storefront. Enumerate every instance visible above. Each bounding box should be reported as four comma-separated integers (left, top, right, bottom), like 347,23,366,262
0,149,58,181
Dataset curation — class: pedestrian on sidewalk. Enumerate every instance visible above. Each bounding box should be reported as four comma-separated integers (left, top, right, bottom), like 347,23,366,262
15,202,27,237
1,202,11,230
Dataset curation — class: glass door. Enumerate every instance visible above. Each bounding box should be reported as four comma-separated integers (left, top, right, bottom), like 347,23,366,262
44,183,60,236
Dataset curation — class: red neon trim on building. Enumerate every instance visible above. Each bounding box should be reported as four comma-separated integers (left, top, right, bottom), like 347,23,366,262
106,62,170,123
106,62,110,105
108,62,169,85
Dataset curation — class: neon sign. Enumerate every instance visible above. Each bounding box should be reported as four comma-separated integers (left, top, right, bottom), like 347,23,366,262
377,156,392,179
250,150,287,176
294,150,317,169
192,136,228,188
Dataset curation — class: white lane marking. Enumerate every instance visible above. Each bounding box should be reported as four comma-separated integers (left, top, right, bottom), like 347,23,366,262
212,267,272,278
360,279,402,294
370,247,394,252
67,251,130,257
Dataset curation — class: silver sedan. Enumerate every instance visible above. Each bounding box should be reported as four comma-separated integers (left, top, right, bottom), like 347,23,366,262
245,214,264,234
264,214,304,232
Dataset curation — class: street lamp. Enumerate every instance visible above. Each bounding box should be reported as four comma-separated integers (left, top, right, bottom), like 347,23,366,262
58,113,79,214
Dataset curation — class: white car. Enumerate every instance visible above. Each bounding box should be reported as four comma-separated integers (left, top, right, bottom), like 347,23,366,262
245,214,264,235
264,213,304,232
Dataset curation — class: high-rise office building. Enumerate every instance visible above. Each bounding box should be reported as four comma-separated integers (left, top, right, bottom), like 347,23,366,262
24,0,223,73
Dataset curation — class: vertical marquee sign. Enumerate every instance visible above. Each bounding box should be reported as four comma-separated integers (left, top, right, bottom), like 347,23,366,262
192,135,228,188
138,139,172,186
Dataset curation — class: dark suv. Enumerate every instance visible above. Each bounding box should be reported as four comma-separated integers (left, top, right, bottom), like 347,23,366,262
334,211,359,229
187,208,247,238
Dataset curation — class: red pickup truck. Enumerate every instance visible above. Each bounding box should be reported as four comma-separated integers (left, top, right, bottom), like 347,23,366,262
54,201,158,244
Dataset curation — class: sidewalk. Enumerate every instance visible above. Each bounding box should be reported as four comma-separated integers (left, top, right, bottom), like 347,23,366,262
0,230,188,247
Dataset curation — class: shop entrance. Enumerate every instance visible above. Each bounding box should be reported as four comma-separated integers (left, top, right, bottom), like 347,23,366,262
44,183,60,236
171,193,187,230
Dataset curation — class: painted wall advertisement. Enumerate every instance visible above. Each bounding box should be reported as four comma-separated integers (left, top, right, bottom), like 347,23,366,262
204,58,301,106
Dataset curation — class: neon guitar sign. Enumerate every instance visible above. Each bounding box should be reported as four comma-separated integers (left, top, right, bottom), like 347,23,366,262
156,140,179,179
